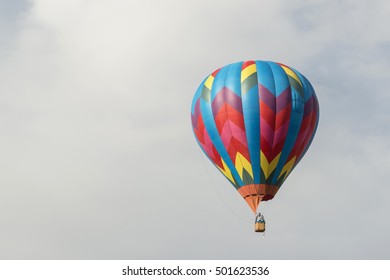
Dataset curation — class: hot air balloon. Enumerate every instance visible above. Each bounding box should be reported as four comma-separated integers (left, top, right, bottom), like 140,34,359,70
190,60,319,232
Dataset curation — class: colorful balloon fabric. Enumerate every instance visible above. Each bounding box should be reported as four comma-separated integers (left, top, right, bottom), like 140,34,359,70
191,60,319,213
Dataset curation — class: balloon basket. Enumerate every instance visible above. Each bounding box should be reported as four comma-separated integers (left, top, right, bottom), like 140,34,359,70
254,222,265,233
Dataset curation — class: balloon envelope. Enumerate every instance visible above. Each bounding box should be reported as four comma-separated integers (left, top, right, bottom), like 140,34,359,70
191,60,319,213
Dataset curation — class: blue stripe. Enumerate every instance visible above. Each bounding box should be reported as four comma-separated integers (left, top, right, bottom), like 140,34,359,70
224,62,242,95
211,65,229,101
296,78,319,164
242,62,261,184
267,61,291,96
256,61,276,96
282,76,319,183
270,63,305,184
268,61,290,96
200,65,244,187
293,68,312,102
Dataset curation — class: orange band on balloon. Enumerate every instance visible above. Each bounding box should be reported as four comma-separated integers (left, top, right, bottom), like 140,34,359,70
238,184,279,213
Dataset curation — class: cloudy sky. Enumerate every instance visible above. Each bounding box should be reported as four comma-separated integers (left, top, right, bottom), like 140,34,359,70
1,0,389,259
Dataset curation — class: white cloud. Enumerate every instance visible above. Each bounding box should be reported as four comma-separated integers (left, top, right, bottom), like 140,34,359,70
0,0,389,259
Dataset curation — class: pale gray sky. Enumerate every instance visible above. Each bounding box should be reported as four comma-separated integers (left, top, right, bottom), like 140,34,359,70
0,0,390,259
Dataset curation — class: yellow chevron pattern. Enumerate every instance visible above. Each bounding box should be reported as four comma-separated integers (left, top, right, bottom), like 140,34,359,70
216,158,235,184
278,156,296,180
280,65,302,87
204,74,215,90
235,152,253,180
241,63,257,82
260,152,281,179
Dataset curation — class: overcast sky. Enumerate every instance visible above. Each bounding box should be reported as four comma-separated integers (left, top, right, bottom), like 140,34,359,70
1,0,389,259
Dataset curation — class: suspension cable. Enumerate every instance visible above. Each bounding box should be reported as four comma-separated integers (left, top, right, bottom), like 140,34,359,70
197,150,253,224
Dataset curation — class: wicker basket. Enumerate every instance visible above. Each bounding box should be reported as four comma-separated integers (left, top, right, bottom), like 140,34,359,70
255,222,265,232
